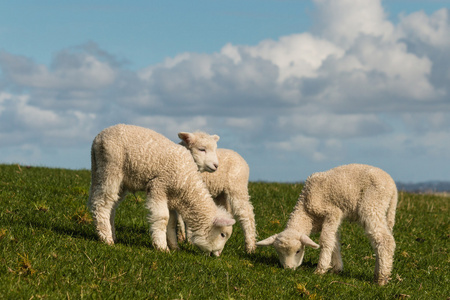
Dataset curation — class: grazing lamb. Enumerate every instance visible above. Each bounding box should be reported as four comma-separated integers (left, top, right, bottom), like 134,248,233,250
88,124,235,256
256,164,397,285
177,148,257,253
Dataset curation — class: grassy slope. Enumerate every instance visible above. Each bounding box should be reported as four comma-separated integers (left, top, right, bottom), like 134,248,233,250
0,164,448,299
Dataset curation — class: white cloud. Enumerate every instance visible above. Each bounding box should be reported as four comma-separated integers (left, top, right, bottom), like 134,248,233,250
313,0,395,47
0,51,116,90
396,8,450,49
236,33,345,81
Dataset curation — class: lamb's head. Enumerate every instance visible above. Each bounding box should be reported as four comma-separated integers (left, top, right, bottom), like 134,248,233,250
190,207,235,257
256,229,319,270
178,131,220,173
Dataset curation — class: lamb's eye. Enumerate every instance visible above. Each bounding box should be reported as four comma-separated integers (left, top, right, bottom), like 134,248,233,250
220,233,226,238
296,250,301,254
199,148,206,152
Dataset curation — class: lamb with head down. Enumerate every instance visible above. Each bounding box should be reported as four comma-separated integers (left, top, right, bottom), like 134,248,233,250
88,124,235,256
257,164,398,285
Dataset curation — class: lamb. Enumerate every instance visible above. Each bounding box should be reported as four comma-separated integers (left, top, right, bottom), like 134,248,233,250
88,124,235,256
177,148,257,253
256,164,398,285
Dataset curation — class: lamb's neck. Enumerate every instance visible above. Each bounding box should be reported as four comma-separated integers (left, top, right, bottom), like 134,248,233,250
182,197,216,233
175,174,216,233
285,199,315,235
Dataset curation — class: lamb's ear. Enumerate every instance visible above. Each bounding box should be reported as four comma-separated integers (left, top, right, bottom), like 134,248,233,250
256,234,278,247
300,234,320,249
212,134,220,142
213,217,236,227
178,132,195,145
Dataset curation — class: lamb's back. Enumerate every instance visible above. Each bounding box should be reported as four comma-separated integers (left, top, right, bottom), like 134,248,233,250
202,148,249,197
95,124,194,191
303,164,394,217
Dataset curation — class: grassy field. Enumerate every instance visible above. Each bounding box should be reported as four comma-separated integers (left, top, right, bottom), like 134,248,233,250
0,164,448,299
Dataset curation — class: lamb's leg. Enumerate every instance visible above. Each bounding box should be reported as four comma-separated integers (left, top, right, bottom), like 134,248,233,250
146,193,170,252
91,198,116,244
89,181,122,245
185,224,193,243
365,223,396,285
315,213,343,274
167,210,179,250
110,191,127,243
331,231,343,273
88,161,124,245
227,193,257,253
176,212,187,242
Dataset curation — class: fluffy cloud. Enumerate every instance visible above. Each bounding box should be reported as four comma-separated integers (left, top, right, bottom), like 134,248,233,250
0,0,449,181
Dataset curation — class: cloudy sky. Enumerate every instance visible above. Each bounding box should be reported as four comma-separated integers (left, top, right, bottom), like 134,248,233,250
1,0,449,183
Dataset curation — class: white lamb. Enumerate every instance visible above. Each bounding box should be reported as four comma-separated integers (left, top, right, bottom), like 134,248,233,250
256,164,397,285
88,124,235,256
177,148,257,253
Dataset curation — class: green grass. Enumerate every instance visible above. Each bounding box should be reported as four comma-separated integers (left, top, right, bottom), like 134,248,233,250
0,164,448,299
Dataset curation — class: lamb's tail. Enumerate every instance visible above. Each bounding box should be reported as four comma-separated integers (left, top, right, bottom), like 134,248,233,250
386,186,398,232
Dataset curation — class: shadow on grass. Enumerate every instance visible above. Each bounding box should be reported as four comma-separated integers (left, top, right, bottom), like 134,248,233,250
114,224,154,249
13,213,98,243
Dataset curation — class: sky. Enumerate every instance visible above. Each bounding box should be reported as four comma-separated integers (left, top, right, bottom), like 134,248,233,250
0,0,449,183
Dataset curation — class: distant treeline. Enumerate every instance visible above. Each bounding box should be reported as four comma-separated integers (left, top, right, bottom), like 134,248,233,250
396,181,450,193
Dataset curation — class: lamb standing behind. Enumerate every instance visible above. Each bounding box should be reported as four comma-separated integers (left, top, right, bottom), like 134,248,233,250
256,164,397,285
88,124,235,256
177,148,257,253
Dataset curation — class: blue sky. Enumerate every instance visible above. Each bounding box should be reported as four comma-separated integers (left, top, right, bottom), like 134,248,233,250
1,0,449,183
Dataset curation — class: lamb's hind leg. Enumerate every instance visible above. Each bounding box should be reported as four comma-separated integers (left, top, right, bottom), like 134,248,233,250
88,168,123,245
365,221,396,285
315,212,343,274
167,210,179,250
89,188,120,245
110,191,127,243
176,212,187,242
331,231,343,273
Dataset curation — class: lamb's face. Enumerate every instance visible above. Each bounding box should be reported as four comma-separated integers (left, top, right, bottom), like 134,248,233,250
178,132,220,173
273,231,306,270
191,224,233,256
190,209,235,256
208,224,234,257
256,229,320,270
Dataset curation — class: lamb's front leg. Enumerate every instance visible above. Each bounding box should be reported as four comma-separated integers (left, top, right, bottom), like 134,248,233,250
229,196,257,253
146,196,170,252
315,214,343,274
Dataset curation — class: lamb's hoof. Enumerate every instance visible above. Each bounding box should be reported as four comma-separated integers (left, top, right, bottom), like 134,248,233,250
153,244,170,253
375,275,390,286
331,267,343,274
102,237,115,245
331,263,343,273
168,244,179,251
177,234,186,243
314,267,328,275
246,244,256,254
